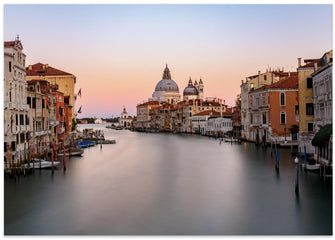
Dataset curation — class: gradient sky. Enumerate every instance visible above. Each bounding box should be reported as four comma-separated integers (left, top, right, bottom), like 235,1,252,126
4,4,333,118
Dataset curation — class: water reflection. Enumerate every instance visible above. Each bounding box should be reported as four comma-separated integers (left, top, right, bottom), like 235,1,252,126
4,124,332,235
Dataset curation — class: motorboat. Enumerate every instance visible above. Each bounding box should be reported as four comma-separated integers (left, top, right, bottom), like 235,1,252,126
57,147,84,157
77,141,90,148
304,163,321,172
25,158,61,169
100,139,116,144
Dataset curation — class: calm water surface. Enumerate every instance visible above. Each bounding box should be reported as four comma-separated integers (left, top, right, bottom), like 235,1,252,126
4,124,332,235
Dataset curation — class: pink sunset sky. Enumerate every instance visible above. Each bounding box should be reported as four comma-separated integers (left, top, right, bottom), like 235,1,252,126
4,4,333,118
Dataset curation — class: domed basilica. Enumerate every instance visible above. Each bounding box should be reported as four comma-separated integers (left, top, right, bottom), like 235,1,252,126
150,65,204,103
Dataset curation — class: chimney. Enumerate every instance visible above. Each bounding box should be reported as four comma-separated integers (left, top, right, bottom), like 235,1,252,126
241,79,244,84
45,64,49,68
314,62,318,71
298,58,302,67
288,71,290,77
258,70,261,75
28,65,32,70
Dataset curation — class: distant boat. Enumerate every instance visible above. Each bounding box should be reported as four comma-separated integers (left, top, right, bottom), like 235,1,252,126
101,139,116,144
78,141,89,148
224,138,238,142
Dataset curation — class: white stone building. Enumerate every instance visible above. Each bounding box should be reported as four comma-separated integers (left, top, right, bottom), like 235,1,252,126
207,116,233,135
4,36,30,165
312,62,332,131
119,106,134,128
191,110,221,134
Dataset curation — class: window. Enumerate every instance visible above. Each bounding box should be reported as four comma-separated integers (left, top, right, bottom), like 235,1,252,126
42,99,45,108
4,142,7,152
306,103,314,116
32,98,36,108
20,133,25,143
307,122,313,132
280,92,285,106
9,61,11,72
264,75,267,81
25,115,29,125
27,97,31,107
20,114,24,125
280,112,286,124
295,104,299,121
262,112,267,124
307,77,313,88
11,141,15,151
16,114,18,125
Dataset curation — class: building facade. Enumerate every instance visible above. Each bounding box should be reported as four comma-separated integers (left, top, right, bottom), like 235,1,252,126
296,51,332,154
4,37,30,165
26,63,76,130
248,73,299,144
119,107,134,128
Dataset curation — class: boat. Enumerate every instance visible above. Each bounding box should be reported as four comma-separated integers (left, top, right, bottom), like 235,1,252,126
100,139,116,144
25,158,61,169
304,163,321,172
57,147,84,157
224,138,238,142
77,141,90,148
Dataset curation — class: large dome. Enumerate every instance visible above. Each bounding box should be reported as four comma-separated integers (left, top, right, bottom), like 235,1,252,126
154,64,179,92
155,79,179,92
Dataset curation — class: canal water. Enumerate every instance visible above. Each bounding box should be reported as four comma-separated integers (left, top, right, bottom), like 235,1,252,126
4,124,332,235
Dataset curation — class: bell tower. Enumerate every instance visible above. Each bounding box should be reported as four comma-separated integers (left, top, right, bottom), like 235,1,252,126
198,78,204,99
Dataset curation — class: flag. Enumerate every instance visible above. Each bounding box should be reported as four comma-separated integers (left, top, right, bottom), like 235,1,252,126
78,88,82,98
45,97,49,107
78,106,82,114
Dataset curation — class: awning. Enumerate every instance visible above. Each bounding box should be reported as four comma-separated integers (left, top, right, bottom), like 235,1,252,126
312,124,332,147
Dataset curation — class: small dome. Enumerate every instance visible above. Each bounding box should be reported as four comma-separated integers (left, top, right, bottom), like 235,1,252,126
183,79,198,96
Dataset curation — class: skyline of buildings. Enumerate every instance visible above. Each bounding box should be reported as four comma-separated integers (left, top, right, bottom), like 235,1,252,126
3,4,332,117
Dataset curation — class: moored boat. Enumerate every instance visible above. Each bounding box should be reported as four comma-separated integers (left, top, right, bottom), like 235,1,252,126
25,158,61,169
304,163,320,172
57,147,84,157
100,139,116,144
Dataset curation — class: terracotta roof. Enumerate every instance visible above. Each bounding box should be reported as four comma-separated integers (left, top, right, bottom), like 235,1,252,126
137,101,160,107
299,59,323,69
26,63,73,76
274,71,298,77
4,40,21,48
150,106,162,110
252,74,298,92
193,110,221,116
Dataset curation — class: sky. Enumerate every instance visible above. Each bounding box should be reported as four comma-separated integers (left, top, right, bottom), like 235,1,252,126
3,4,333,118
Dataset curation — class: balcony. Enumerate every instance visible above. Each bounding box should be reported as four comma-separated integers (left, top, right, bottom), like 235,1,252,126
35,130,51,136
50,120,59,126
9,102,17,110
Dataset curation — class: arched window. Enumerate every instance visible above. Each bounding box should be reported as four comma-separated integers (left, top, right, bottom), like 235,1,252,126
280,92,285,106
280,111,286,124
